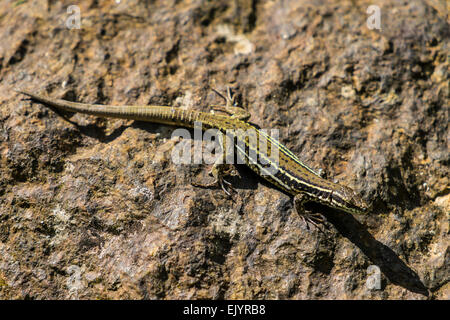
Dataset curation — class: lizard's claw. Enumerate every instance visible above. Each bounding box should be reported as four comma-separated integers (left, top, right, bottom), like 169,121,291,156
300,211,329,233
219,177,234,196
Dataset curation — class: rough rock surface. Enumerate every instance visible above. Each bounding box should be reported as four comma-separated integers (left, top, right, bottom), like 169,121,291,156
0,0,448,299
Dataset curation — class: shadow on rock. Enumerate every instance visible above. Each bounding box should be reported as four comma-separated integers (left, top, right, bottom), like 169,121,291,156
321,206,430,297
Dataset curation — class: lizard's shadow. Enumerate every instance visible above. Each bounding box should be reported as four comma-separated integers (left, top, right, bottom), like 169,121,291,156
306,202,429,297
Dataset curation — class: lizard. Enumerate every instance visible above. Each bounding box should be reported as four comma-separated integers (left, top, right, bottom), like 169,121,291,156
17,87,369,230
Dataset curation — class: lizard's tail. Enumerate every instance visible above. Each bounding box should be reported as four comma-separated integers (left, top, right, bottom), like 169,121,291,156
16,89,202,127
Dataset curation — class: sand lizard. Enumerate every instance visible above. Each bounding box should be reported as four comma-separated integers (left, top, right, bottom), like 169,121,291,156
17,88,369,229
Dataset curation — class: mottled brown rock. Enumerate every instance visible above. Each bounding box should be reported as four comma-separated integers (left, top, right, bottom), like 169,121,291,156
0,0,448,299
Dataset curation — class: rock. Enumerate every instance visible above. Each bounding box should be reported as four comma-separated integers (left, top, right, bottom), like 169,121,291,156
0,0,448,299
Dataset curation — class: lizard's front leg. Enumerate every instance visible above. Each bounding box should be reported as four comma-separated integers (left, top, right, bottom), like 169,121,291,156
191,131,239,196
197,161,239,196
294,193,328,231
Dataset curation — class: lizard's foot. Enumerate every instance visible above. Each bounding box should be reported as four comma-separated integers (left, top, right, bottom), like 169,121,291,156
300,211,328,233
210,86,251,121
192,177,234,196
211,86,235,108
192,163,238,196
294,193,329,232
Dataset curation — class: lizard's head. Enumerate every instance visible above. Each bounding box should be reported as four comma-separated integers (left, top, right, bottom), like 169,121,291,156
331,185,369,215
